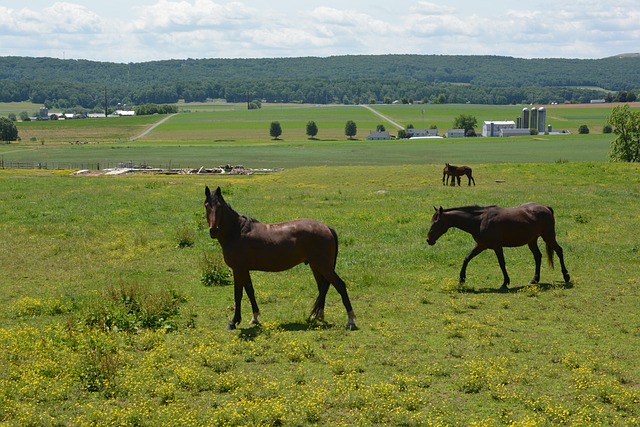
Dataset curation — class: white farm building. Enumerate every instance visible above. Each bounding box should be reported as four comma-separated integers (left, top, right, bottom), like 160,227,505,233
482,120,516,137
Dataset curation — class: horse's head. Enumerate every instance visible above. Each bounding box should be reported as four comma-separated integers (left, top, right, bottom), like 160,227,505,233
426,206,448,245
204,186,224,239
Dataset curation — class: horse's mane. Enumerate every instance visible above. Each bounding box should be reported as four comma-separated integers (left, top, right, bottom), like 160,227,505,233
445,205,496,215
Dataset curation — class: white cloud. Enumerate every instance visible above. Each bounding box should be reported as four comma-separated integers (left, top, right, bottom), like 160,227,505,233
0,0,638,61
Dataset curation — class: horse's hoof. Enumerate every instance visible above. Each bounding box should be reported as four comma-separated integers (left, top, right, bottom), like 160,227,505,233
529,279,539,285
499,285,509,291
249,319,260,326
564,274,571,283
225,323,236,330
346,322,358,331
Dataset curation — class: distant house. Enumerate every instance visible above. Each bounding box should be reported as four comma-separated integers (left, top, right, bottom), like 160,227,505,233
366,130,391,140
114,110,136,116
500,128,532,137
446,129,466,138
407,128,438,138
482,120,516,137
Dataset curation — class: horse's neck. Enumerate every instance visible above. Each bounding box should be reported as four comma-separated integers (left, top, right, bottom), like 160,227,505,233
218,205,243,242
447,209,482,234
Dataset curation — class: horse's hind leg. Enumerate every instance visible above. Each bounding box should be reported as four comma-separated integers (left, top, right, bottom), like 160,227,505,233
317,267,356,330
547,239,571,283
528,240,542,284
543,229,571,283
310,268,330,322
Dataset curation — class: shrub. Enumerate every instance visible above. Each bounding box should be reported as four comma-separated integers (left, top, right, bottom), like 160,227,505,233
84,281,185,332
175,226,195,248
200,251,232,287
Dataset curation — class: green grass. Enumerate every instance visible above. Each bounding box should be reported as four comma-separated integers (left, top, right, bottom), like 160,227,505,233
3,102,634,170
1,161,639,426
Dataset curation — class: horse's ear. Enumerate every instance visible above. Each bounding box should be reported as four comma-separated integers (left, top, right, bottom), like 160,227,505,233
438,206,444,214
215,186,224,200
205,186,211,198
433,206,438,213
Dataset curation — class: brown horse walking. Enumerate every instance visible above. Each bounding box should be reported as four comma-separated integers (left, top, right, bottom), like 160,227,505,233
443,163,475,186
426,203,570,290
204,186,357,330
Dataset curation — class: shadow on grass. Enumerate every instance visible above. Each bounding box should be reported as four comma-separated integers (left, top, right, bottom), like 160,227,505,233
236,320,335,340
474,281,574,294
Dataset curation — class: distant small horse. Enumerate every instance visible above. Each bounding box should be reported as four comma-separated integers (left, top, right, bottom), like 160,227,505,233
426,203,570,290
204,186,357,330
443,163,475,186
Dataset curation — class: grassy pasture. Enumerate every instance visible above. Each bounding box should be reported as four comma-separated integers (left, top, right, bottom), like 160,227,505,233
1,160,639,426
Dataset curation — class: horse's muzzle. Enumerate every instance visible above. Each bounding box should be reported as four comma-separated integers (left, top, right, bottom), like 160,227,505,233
209,226,219,239
426,237,436,246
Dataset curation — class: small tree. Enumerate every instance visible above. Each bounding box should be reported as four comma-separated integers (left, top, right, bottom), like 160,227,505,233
376,124,386,132
453,114,478,135
270,121,282,140
608,104,640,162
306,121,318,139
578,125,590,134
344,120,357,139
0,117,19,143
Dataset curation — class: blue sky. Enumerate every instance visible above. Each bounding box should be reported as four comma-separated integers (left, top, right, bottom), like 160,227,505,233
1,0,638,63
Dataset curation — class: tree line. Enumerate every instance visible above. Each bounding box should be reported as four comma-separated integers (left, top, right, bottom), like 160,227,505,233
1,55,640,110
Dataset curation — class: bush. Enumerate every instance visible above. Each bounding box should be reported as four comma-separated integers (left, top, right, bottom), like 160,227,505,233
200,251,232,287
84,281,185,332
578,124,590,134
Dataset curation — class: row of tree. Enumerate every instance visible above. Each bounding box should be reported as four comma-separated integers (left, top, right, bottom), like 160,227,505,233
269,120,357,140
2,55,640,110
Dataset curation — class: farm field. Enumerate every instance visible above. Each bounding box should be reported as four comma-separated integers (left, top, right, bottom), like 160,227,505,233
3,102,637,169
1,160,639,426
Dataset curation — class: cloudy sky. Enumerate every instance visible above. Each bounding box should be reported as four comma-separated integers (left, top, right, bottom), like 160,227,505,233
1,0,638,63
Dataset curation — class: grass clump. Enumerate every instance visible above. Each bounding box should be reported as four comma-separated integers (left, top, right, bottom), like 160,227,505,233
84,281,185,332
200,250,232,287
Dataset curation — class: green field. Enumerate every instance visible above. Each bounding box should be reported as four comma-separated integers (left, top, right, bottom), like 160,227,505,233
1,162,639,426
2,102,636,169
1,102,639,426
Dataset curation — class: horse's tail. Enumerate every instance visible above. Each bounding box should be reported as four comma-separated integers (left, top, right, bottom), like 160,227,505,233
545,206,556,269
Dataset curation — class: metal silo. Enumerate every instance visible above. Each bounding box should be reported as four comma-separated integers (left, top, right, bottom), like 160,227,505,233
530,107,538,131
537,107,546,133
522,108,529,129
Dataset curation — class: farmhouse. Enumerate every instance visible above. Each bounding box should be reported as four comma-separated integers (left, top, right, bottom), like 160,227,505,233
446,129,466,138
366,130,391,140
406,128,438,137
482,120,516,137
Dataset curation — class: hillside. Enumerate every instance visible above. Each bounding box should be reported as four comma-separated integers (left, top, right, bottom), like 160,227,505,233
1,55,639,108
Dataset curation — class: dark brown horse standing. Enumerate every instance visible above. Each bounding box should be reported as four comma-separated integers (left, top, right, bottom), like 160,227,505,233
443,163,476,186
426,203,570,290
204,186,357,330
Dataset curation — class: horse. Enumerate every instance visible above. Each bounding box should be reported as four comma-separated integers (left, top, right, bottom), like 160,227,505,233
204,186,357,330
442,163,475,186
426,203,570,290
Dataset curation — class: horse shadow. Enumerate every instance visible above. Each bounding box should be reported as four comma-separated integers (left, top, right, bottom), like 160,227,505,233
474,281,574,294
236,320,335,340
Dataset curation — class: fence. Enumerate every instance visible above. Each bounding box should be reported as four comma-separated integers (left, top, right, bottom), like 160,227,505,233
0,159,191,171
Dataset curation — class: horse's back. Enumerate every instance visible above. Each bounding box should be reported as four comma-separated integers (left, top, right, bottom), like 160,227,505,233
481,203,554,246
241,218,337,272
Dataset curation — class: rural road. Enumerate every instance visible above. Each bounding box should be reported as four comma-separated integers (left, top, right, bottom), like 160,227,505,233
360,104,405,130
129,113,178,141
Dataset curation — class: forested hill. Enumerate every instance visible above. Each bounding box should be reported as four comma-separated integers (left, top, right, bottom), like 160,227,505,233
1,54,639,109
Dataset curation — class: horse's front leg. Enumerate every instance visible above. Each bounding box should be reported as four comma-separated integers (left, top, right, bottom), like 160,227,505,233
244,276,260,326
227,276,244,330
494,247,510,290
460,245,484,284
227,269,260,329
